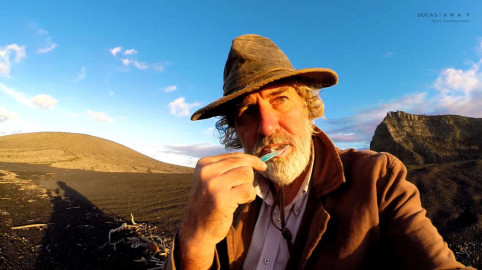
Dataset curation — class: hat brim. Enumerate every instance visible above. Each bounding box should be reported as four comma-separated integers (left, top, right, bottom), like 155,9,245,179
191,68,338,121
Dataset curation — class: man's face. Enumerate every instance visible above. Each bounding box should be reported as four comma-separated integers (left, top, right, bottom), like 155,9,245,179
233,83,312,186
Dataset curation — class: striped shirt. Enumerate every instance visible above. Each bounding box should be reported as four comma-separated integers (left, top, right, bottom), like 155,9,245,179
243,150,314,269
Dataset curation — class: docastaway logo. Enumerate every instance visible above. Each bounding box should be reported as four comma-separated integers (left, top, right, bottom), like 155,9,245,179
418,12,470,23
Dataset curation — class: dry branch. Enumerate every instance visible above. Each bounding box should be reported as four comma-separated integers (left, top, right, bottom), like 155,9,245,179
11,224,48,230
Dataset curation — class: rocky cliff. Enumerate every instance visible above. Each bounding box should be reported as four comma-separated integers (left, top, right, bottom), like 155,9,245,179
370,111,482,165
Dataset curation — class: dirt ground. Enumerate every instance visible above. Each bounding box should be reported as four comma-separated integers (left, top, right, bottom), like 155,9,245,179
0,160,480,269
0,163,192,269
407,160,481,269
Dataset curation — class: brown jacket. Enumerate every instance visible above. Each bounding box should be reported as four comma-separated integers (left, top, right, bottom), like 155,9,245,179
166,128,469,269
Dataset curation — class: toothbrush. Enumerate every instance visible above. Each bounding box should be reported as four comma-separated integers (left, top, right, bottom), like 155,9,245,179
260,145,290,162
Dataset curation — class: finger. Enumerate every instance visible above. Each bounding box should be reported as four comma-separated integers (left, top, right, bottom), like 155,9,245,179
200,152,266,171
209,154,267,175
229,183,256,205
214,165,256,188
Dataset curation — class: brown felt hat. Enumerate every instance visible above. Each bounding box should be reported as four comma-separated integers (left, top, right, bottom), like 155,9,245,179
191,34,338,121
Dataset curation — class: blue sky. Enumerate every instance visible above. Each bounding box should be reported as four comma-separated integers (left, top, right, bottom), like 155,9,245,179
1,1,481,167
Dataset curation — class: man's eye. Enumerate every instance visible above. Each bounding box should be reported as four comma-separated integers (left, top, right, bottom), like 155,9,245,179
273,96,288,105
238,105,256,116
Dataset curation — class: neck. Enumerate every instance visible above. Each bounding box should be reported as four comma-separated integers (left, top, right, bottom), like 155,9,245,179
273,163,310,207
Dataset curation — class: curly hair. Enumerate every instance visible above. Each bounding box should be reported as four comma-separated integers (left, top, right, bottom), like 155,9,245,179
215,81,324,150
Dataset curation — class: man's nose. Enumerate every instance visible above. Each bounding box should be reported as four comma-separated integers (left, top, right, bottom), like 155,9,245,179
257,103,280,136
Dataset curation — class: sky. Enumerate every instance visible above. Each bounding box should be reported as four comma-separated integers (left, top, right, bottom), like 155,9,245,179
0,1,481,167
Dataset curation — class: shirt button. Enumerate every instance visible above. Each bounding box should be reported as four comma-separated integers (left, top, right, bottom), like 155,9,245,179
264,258,269,265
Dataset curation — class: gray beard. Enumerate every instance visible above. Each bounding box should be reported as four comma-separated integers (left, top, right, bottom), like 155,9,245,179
245,120,313,186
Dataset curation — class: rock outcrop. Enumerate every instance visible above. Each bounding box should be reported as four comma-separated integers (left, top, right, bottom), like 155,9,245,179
370,111,482,165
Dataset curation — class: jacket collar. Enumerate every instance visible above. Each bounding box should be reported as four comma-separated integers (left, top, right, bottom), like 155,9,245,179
310,126,346,198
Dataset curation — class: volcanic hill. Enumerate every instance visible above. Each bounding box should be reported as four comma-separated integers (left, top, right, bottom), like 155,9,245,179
370,111,482,165
0,132,194,269
0,132,192,173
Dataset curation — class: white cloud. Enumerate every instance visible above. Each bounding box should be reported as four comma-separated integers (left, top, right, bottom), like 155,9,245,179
121,58,130,66
169,97,201,117
163,85,177,93
37,43,58,54
0,107,19,122
109,91,115,96
0,84,58,110
0,44,26,77
432,59,482,116
75,66,86,81
132,60,149,70
86,110,114,123
110,46,122,56
123,49,138,55
433,62,481,94
120,58,149,69
34,27,57,54
111,47,164,72
31,94,58,109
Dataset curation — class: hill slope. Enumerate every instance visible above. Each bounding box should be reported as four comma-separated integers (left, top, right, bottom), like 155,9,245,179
0,132,192,173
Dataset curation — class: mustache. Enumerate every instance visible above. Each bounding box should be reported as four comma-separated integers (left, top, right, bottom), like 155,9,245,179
252,133,295,156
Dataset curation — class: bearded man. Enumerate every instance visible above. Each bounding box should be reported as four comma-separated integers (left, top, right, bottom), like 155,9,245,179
164,34,469,269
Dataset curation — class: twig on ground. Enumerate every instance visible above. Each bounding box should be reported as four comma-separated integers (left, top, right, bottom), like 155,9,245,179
106,213,170,268
11,224,48,230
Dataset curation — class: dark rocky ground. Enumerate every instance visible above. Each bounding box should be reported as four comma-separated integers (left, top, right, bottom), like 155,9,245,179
407,159,481,269
0,160,480,269
0,164,182,269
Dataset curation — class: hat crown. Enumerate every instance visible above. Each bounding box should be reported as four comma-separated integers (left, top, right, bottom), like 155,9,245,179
223,34,295,96
190,34,337,121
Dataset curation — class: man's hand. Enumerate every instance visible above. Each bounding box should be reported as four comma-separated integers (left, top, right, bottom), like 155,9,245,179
178,153,267,269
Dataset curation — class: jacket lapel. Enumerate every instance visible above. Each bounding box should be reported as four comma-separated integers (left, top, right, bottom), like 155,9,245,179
226,197,262,269
289,128,346,268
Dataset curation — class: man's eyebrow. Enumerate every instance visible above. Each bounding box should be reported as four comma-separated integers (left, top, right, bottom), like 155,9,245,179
265,87,289,98
235,87,290,109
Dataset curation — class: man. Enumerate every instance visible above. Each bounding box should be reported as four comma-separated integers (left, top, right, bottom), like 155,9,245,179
165,34,469,269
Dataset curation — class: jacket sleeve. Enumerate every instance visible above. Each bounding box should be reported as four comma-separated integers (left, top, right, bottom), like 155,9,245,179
163,233,221,270
377,154,473,269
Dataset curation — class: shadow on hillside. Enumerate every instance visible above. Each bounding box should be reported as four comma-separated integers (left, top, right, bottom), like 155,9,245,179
34,181,146,269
